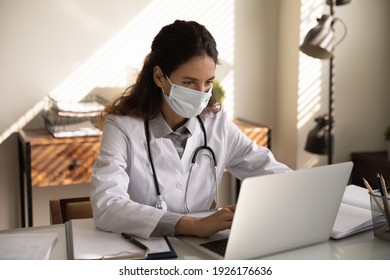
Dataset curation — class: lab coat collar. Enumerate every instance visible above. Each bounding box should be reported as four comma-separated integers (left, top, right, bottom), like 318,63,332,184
148,111,197,139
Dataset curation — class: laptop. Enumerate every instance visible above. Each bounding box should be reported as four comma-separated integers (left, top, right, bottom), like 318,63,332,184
179,162,353,259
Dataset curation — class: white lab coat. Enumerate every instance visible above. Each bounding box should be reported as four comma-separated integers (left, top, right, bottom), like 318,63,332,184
90,110,290,238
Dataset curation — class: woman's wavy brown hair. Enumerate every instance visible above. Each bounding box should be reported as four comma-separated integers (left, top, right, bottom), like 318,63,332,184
98,20,221,128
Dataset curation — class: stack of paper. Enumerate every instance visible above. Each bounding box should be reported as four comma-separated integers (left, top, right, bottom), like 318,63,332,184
53,101,105,117
0,232,58,260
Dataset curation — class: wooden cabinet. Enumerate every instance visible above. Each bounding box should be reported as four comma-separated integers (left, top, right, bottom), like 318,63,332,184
233,118,271,149
18,129,100,227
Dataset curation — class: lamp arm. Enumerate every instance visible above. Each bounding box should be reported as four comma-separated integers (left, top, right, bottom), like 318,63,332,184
333,18,348,47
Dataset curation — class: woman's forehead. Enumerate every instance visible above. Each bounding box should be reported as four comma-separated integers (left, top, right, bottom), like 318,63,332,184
171,55,216,80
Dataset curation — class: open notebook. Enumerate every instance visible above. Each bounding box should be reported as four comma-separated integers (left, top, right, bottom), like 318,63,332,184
331,184,372,239
179,162,353,259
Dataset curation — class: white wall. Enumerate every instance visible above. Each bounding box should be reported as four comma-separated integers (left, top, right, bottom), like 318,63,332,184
273,0,301,169
332,0,390,162
234,0,280,125
0,0,389,230
0,0,151,141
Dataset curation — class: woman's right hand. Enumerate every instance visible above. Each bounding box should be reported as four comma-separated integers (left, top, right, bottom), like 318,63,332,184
175,205,236,237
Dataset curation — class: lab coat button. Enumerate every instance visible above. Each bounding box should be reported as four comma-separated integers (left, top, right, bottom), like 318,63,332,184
176,183,182,189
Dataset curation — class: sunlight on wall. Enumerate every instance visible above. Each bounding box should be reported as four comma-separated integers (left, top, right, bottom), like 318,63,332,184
0,100,46,144
0,0,235,144
298,0,324,130
298,0,326,167
48,0,235,105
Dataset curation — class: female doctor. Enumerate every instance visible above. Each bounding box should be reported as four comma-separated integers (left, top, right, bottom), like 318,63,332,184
90,20,291,239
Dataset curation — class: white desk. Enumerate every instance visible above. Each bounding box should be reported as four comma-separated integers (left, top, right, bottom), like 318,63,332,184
1,222,389,260
170,231,390,260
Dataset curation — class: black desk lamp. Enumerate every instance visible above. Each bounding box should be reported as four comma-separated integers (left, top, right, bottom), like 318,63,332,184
300,0,350,164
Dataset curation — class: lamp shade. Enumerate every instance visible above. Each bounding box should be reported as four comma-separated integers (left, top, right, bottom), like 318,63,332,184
326,0,352,6
300,15,335,59
305,115,332,155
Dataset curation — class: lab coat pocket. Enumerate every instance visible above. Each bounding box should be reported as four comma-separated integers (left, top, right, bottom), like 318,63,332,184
127,158,156,207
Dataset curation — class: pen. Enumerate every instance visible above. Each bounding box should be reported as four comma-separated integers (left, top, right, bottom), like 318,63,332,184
121,232,149,251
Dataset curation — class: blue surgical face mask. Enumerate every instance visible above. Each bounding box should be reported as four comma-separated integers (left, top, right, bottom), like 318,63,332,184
162,76,212,118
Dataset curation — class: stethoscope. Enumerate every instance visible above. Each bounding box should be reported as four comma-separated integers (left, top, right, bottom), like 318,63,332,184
144,115,218,213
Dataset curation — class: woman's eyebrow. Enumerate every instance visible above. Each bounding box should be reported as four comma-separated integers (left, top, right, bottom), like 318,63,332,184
182,76,198,81
181,76,215,81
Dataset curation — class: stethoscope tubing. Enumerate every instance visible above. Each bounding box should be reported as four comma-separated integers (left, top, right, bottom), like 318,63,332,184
144,120,161,196
144,115,217,211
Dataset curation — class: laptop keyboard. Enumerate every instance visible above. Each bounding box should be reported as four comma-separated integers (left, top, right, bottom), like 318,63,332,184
200,238,228,257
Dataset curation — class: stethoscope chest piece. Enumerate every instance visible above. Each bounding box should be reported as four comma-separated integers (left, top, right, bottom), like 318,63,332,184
156,195,168,211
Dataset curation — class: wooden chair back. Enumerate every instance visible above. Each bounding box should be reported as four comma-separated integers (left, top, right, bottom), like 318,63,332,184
49,197,92,224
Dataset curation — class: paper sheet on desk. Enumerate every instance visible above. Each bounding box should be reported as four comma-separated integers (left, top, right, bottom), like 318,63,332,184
0,232,57,260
